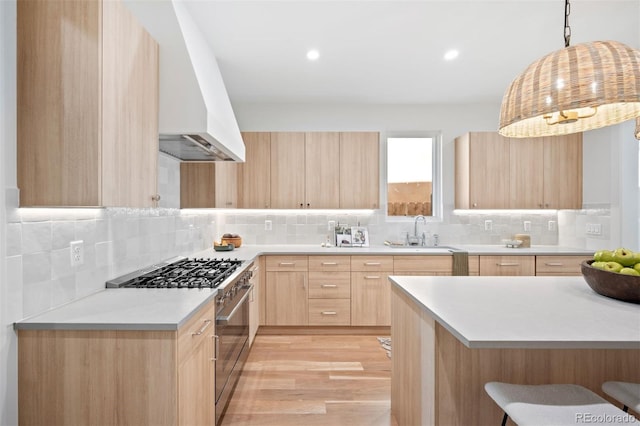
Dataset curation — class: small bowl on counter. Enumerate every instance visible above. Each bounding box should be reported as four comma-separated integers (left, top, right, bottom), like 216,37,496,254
581,260,640,303
213,242,235,252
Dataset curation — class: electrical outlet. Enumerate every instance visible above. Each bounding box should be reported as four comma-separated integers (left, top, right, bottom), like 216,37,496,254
523,221,531,232
548,220,556,231
265,220,272,231
484,220,492,231
585,223,602,235
70,240,84,267
328,220,336,231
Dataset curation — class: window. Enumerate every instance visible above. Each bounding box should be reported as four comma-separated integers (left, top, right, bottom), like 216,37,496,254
386,133,442,219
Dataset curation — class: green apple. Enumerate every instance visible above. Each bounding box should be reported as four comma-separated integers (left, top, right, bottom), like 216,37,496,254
619,267,640,277
591,261,608,270
603,261,624,273
634,263,640,274
594,250,614,262
612,248,636,267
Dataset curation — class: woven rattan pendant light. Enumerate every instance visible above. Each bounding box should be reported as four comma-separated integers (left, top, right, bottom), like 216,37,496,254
499,0,640,138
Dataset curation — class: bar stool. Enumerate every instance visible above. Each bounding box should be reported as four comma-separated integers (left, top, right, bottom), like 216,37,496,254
602,381,640,413
484,382,631,425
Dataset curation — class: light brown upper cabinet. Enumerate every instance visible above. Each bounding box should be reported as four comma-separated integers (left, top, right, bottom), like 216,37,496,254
18,0,159,207
238,131,378,210
238,132,271,208
510,134,582,209
305,132,341,209
270,132,341,209
339,132,380,209
270,132,306,209
181,163,215,208
455,132,510,209
455,132,582,210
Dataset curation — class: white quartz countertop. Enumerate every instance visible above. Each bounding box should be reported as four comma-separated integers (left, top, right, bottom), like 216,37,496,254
14,288,218,331
14,244,594,331
389,275,640,350
192,244,594,261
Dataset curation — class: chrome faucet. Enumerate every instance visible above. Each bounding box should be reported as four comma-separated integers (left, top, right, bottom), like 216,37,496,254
413,215,427,246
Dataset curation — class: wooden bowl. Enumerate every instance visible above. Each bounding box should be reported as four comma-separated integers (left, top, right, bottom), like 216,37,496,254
581,260,640,303
221,236,242,248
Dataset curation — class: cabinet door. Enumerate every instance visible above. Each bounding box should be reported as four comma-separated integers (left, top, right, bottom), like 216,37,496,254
455,132,510,209
270,132,306,209
393,256,452,275
351,272,391,326
177,302,215,426
543,134,582,209
509,138,544,209
469,133,510,209
180,163,215,208
238,132,271,208
18,0,102,206
215,161,238,208
265,271,308,325
305,132,340,208
479,255,535,276
339,132,380,209
102,0,158,207
536,255,591,276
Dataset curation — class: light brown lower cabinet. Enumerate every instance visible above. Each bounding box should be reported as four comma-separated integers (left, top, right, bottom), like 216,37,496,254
265,256,309,326
18,300,216,426
535,255,592,276
393,255,453,276
479,255,536,276
351,271,392,326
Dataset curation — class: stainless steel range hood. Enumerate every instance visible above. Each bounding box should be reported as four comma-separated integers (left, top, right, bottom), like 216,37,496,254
123,0,245,162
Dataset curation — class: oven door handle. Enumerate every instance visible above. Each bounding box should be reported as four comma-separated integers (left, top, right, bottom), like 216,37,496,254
216,285,253,325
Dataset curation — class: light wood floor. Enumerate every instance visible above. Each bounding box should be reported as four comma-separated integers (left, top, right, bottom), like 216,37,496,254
220,335,397,426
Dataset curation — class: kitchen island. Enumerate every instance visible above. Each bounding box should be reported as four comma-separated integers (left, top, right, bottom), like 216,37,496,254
389,275,640,426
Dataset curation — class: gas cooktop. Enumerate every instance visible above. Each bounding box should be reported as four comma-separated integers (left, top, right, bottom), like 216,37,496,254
106,257,244,289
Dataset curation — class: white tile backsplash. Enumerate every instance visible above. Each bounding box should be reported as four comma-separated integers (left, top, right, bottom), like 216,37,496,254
21,221,51,254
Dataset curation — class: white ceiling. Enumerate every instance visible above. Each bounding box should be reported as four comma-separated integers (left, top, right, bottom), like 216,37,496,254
182,0,640,107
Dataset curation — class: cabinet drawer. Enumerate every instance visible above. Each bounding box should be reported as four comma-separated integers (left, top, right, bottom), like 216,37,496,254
350,255,393,271
479,255,535,276
536,255,592,275
308,255,351,272
309,299,351,326
308,272,351,298
177,301,215,365
266,255,308,271
393,255,452,274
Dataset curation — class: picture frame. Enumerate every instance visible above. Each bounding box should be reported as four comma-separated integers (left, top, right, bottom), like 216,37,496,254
350,226,369,247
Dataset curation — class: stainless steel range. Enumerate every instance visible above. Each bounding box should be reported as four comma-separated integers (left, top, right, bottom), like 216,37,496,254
106,256,253,424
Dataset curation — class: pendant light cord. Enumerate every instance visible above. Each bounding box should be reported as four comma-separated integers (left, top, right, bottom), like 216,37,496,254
564,0,571,47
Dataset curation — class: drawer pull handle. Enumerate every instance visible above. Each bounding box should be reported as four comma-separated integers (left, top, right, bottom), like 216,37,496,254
496,263,519,267
321,311,337,315
212,335,219,361
544,262,564,266
364,275,380,279
364,262,381,266
322,262,338,266
279,262,295,266
321,284,337,288
192,319,212,336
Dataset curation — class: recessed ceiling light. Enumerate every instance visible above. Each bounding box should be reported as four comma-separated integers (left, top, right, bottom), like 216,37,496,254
444,49,459,61
307,49,320,61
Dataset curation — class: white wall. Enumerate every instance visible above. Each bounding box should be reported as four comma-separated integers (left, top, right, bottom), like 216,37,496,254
0,1,16,424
